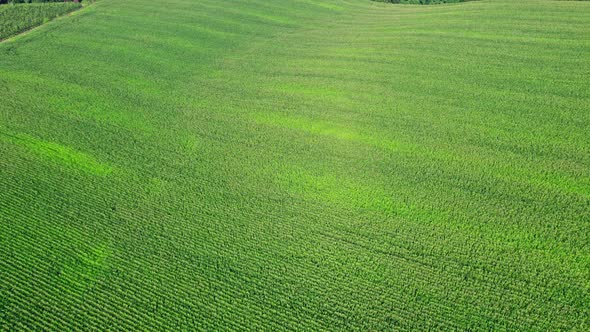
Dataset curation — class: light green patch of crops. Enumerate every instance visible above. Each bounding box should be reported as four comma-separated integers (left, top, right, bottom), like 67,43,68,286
0,130,112,175
252,112,401,152
61,243,111,292
276,165,415,217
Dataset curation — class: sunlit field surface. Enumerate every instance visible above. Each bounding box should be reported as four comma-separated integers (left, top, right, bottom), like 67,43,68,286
1,0,589,330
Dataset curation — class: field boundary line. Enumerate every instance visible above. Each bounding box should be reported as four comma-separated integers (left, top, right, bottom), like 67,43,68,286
0,2,96,44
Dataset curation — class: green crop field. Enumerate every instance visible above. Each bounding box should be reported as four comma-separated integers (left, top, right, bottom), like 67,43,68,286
0,2,81,41
0,0,589,330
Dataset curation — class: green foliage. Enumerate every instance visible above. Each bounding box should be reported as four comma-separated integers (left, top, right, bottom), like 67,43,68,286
0,0,589,330
374,0,470,4
0,2,81,40
1,0,76,4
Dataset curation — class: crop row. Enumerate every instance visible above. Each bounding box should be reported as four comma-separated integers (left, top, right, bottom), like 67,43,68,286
0,2,81,40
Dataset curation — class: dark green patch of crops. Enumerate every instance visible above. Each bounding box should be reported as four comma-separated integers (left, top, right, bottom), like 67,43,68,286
1,0,78,4
0,2,81,40
0,0,589,330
